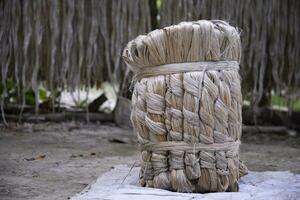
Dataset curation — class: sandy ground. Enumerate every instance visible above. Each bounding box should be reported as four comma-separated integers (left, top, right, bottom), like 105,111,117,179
0,122,299,200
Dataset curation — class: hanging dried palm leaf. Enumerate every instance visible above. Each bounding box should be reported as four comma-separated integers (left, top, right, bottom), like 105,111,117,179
0,0,151,122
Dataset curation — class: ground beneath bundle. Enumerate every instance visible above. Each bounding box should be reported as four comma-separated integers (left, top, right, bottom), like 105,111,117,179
0,122,299,200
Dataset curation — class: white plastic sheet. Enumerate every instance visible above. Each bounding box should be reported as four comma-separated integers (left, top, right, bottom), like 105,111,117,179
71,165,300,200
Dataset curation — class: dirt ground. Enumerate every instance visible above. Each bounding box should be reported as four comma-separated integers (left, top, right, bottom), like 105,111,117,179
0,122,299,200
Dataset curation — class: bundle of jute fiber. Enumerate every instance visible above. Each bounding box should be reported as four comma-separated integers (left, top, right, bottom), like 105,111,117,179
123,20,248,193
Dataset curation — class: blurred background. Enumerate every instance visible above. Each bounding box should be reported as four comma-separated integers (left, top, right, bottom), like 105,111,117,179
1,0,299,128
0,0,299,199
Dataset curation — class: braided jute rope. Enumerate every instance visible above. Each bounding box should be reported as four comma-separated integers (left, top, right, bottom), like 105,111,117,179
123,20,248,193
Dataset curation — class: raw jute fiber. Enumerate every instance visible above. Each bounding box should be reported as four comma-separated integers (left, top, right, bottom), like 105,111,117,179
123,20,248,193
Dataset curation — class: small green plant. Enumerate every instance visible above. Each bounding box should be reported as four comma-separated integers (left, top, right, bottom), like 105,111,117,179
0,78,17,103
271,95,300,111
25,87,50,105
0,79,55,107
